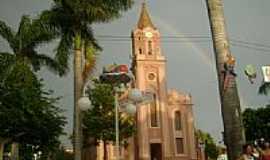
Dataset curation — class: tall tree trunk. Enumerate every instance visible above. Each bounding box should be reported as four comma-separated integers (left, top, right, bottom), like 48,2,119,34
74,32,83,160
0,141,4,160
82,137,97,160
103,140,107,160
10,143,19,160
0,138,9,160
205,0,245,160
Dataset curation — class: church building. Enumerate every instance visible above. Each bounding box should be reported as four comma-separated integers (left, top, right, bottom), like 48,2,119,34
95,3,198,160
130,3,197,160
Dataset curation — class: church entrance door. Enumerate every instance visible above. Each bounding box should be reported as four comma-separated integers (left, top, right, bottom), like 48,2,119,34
150,143,162,160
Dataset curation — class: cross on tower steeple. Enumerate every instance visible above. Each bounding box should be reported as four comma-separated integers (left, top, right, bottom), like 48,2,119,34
137,2,156,29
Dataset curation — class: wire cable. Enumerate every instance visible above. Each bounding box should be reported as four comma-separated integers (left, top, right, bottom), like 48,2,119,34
95,34,270,54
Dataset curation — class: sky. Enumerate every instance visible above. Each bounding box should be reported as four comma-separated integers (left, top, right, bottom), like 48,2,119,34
0,0,270,148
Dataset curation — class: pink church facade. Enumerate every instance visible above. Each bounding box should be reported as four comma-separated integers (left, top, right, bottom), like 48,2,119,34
94,3,199,160
130,3,197,160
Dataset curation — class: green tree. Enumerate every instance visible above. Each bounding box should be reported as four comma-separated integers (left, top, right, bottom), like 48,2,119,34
38,0,134,158
0,15,65,157
196,129,219,160
0,61,66,160
259,82,270,95
0,15,62,74
83,81,135,160
242,105,270,142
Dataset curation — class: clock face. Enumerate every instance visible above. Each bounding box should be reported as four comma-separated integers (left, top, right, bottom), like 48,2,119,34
145,32,153,38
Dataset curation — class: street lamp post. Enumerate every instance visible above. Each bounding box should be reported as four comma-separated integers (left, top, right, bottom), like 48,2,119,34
114,93,120,160
113,84,133,160
100,64,153,160
114,86,150,160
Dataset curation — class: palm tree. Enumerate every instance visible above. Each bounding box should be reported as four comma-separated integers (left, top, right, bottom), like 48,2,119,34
205,0,245,160
0,15,65,160
39,0,133,159
0,15,63,74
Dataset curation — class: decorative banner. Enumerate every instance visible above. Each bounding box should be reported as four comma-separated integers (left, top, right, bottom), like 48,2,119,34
244,64,256,84
103,64,129,73
262,66,270,83
100,64,132,84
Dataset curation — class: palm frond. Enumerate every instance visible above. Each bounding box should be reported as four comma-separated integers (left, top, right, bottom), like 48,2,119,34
82,41,99,82
0,52,15,66
36,0,134,78
39,7,77,75
259,82,270,95
17,15,32,48
54,33,73,75
39,9,60,30
0,20,17,52
39,5,75,33
0,52,16,82
28,52,64,75
81,0,134,23
81,26,101,82
81,25,101,51
0,51,14,58
52,0,133,24
16,15,56,51
24,18,58,49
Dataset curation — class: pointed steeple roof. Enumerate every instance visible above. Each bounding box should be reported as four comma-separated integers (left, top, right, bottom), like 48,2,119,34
137,2,156,29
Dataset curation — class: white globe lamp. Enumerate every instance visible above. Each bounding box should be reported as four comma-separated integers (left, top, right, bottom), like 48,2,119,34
78,96,92,111
125,103,137,115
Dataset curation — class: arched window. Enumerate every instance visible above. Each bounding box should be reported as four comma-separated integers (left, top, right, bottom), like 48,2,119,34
150,94,158,127
175,111,182,130
148,41,152,55
139,48,142,54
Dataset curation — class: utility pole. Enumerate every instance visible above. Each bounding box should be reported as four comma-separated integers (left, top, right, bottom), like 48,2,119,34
205,0,245,160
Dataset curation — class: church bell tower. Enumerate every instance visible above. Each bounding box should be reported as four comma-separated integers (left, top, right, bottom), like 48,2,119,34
131,3,174,160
